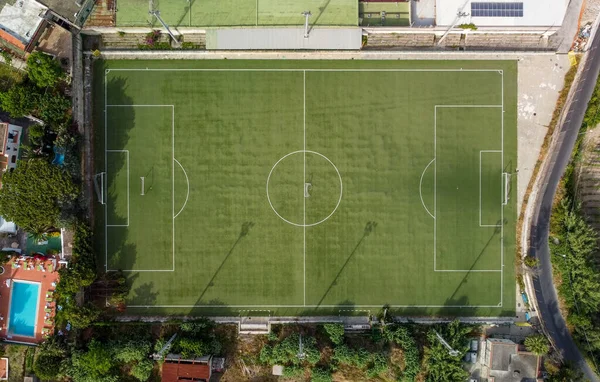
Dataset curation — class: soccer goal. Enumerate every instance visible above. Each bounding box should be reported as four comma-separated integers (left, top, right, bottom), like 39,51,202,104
94,172,106,204
503,172,511,206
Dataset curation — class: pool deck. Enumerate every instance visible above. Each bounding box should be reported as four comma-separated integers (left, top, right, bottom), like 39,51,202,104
0,256,60,344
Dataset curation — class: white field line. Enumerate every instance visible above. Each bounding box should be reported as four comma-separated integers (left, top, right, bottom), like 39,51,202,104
103,97,176,272
501,70,505,307
128,304,503,308
419,158,436,219
434,105,504,276
173,158,190,219
303,70,306,307
479,150,503,228
108,68,505,73
172,105,175,272
104,71,108,271
105,150,129,227
107,69,510,309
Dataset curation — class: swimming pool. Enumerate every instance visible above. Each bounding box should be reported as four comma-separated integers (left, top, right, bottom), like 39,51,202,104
7,281,40,338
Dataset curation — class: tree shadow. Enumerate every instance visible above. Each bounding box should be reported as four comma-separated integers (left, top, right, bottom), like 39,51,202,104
308,0,332,34
90,65,139,311
131,281,159,306
196,222,254,303
316,222,377,307
445,222,503,304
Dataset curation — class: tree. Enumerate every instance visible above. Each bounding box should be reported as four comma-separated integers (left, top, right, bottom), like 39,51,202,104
323,323,344,345
37,91,70,125
524,334,550,355
26,52,64,88
60,302,100,329
70,340,115,381
33,348,64,380
0,159,77,233
424,321,470,382
0,85,36,117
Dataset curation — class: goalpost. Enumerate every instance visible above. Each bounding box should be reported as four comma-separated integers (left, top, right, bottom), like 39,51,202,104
94,172,106,204
503,172,511,206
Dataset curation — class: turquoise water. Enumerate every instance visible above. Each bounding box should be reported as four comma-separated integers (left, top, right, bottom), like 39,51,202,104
8,281,40,337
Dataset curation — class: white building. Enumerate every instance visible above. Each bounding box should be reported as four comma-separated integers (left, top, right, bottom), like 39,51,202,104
435,0,569,27
0,122,22,173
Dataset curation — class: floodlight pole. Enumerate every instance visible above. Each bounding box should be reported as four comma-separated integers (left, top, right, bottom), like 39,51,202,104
433,330,460,357
302,11,312,38
149,10,181,47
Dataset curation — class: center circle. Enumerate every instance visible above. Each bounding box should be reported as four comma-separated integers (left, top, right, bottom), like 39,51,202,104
266,150,342,227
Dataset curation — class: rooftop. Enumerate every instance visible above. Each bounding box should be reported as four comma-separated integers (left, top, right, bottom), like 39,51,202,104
38,0,95,27
487,339,540,382
162,355,212,382
0,0,46,47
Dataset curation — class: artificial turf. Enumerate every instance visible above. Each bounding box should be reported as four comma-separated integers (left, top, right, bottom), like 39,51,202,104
115,0,358,27
94,60,517,317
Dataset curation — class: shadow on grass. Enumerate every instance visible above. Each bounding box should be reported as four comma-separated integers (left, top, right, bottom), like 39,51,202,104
316,221,377,307
196,222,255,304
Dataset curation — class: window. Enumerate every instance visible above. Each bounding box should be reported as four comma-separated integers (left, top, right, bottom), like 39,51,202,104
471,2,523,17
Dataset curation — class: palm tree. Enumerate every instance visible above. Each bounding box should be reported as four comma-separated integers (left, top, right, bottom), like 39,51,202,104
524,334,550,355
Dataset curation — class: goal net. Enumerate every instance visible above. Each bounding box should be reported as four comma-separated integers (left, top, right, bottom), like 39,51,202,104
94,172,106,205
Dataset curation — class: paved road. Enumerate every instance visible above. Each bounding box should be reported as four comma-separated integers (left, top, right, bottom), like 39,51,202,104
529,25,600,382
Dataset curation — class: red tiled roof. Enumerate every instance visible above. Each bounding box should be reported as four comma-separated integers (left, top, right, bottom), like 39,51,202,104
161,360,211,382
0,30,25,51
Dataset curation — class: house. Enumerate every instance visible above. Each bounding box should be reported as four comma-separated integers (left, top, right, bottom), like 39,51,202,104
0,121,21,174
0,0,48,53
483,338,542,382
435,0,568,28
0,121,21,173
161,354,213,382
0,0,94,54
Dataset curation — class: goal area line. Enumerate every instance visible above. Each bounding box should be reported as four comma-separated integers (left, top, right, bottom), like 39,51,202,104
103,102,176,273
102,69,508,309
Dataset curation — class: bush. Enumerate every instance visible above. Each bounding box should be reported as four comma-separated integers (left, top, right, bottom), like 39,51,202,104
34,352,63,380
283,365,303,378
130,359,154,381
311,367,332,382
524,256,540,268
113,340,151,363
323,323,344,345
366,352,388,378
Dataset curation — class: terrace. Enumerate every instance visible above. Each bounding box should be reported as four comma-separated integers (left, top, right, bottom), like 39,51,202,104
0,254,60,344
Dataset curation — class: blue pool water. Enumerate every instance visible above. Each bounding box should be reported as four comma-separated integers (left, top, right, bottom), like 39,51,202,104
8,281,40,337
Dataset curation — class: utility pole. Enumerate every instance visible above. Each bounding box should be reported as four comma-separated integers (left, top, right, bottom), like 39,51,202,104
302,11,312,38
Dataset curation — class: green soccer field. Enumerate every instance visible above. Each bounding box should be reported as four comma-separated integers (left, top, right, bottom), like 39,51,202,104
115,0,357,27
94,60,517,317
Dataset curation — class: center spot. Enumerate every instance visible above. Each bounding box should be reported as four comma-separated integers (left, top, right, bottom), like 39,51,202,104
266,150,342,227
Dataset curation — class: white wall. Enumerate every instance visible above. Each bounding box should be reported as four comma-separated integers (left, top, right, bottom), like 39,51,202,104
435,0,569,27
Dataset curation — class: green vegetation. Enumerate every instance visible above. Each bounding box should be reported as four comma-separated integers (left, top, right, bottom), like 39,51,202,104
116,0,357,27
549,72,600,370
255,320,473,381
26,51,64,88
323,323,344,345
458,23,478,30
95,59,517,316
0,159,77,233
524,334,550,356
